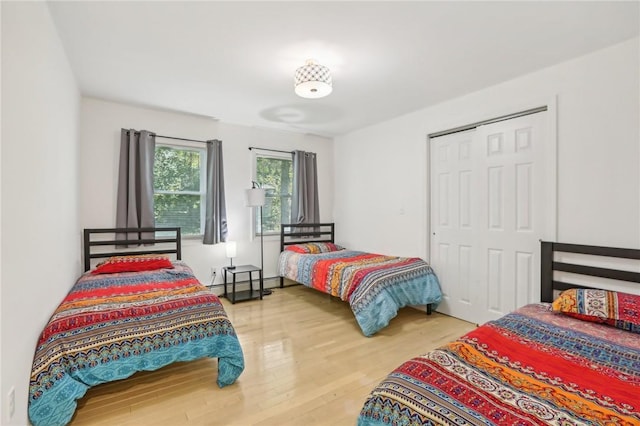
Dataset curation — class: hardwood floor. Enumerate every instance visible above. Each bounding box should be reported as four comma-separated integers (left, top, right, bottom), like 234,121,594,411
70,280,475,425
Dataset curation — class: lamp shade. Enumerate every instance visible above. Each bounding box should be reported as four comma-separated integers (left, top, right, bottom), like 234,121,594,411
294,59,332,99
245,188,266,207
225,241,237,258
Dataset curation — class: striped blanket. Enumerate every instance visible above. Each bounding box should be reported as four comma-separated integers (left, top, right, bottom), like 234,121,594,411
358,303,640,425
278,250,442,336
28,261,244,426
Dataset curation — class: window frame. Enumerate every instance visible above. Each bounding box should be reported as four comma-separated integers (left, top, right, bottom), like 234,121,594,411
154,141,207,238
252,150,293,238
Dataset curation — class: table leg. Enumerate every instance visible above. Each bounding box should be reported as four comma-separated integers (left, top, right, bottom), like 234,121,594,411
259,269,263,300
232,274,236,304
223,269,228,298
249,272,254,298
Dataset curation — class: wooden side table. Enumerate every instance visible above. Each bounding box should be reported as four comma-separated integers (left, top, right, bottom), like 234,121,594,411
223,265,263,304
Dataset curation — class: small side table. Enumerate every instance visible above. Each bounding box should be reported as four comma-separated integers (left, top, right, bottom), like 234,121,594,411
223,265,263,304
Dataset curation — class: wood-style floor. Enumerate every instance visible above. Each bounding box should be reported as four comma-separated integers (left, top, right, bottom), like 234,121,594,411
69,280,475,425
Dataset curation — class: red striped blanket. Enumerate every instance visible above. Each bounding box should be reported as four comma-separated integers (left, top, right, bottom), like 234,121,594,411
278,249,442,336
358,303,640,425
29,261,244,426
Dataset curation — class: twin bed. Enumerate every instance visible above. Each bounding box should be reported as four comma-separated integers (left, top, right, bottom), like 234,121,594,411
358,241,640,425
277,223,443,337
28,228,244,426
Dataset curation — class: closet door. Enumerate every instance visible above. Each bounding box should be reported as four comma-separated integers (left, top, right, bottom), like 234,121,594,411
430,112,550,325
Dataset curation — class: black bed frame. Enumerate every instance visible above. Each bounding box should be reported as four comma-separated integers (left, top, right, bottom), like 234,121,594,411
83,227,182,272
278,223,434,315
540,241,640,302
279,223,335,252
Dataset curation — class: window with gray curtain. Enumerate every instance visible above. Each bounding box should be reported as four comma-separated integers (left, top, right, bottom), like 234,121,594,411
117,130,227,245
291,150,319,224
116,129,156,242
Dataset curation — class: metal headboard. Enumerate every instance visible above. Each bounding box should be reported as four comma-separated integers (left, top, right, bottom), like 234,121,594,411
540,241,640,303
83,227,182,271
280,223,335,253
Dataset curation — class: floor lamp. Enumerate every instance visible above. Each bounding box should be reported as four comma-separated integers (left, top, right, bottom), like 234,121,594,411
245,182,271,295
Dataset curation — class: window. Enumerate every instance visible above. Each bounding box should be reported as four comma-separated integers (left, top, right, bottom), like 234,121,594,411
154,144,206,236
255,154,293,235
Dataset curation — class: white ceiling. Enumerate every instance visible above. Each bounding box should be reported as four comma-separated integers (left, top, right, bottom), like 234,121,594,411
47,1,639,138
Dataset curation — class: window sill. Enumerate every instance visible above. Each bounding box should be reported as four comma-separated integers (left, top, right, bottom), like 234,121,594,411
182,234,203,239
181,235,204,246
254,233,281,241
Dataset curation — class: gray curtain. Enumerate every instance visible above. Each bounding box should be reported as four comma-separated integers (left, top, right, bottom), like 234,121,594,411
116,129,156,242
291,150,319,224
203,139,228,244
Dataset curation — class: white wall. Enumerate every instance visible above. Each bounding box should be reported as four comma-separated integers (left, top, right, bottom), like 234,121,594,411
0,3,4,423
0,2,4,422
80,98,334,288
334,37,640,257
1,2,81,425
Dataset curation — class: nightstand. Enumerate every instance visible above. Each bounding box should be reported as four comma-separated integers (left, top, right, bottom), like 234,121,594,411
222,265,263,304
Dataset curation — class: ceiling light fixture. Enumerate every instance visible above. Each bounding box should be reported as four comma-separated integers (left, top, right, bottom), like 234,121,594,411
294,59,332,99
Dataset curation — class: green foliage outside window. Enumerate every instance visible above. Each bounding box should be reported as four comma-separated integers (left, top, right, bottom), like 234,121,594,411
154,145,204,235
256,156,292,234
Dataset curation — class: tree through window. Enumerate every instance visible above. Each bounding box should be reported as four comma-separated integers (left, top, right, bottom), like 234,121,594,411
154,144,206,236
256,154,293,235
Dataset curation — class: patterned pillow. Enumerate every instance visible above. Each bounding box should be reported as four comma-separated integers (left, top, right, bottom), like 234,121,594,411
91,254,174,274
552,288,640,334
285,242,344,254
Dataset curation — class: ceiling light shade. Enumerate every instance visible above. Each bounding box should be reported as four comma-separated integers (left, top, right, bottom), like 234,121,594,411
294,59,332,99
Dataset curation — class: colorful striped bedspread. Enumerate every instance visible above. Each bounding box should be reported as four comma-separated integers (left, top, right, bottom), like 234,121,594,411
358,303,640,425
278,250,442,336
28,261,244,426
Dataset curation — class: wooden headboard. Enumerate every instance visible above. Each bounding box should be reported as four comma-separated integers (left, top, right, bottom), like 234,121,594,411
280,223,335,252
540,241,640,303
83,227,182,271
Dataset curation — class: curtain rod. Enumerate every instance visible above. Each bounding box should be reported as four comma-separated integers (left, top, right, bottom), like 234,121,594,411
248,147,293,154
125,129,210,144
158,135,210,144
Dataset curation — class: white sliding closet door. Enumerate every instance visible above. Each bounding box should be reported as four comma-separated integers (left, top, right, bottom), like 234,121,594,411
430,112,551,325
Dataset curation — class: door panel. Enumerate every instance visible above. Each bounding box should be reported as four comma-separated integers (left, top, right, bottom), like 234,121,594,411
430,112,549,325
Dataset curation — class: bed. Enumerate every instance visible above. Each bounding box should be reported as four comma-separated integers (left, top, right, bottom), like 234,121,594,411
28,228,245,426
358,241,640,425
277,223,442,337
